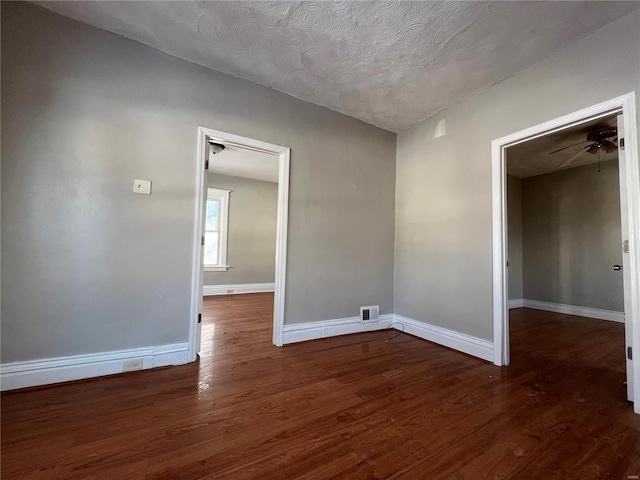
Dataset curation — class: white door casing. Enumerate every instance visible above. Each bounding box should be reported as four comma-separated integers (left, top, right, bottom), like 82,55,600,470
492,93,640,412
189,127,290,362
618,114,634,401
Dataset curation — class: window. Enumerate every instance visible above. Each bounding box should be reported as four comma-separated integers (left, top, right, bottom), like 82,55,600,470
204,188,230,271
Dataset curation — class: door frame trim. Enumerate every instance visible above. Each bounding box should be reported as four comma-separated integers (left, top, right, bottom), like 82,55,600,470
189,127,290,361
491,93,640,410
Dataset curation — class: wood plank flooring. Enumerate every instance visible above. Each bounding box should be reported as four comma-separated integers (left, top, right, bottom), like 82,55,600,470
2,295,640,479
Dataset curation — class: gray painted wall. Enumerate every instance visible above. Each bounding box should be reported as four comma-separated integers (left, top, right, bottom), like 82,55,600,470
395,10,639,341
507,176,523,301
522,161,623,311
1,3,396,363
204,174,277,286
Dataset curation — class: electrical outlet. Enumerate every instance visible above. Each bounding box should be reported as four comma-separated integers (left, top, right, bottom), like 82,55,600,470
227,289,234,294
123,358,143,372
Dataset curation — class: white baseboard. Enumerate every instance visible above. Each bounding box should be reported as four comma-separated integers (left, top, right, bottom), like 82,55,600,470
203,283,275,296
522,299,624,323
508,299,524,309
152,343,190,367
393,315,494,362
0,342,190,391
283,314,394,344
283,313,493,363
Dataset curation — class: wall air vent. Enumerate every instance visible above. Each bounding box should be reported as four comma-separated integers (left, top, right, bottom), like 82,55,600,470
360,305,380,323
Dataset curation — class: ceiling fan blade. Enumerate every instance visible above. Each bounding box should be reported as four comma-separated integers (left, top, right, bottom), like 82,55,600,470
558,145,590,168
547,140,590,155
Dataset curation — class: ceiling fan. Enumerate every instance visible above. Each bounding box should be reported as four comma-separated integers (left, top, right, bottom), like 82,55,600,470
548,127,618,168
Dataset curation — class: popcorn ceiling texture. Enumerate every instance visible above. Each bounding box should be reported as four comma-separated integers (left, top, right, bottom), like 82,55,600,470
37,1,639,132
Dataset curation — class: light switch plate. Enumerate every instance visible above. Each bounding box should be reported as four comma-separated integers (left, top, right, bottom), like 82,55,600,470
133,179,152,195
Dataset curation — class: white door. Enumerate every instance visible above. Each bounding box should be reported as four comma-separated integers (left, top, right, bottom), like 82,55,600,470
617,114,633,401
197,276,203,354
504,169,511,366
196,144,211,355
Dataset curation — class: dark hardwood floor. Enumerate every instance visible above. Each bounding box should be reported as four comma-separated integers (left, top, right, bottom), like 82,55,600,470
2,295,639,479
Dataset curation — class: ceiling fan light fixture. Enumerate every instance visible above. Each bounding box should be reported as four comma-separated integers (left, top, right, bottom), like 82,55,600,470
586,144,600,155
209,142,226,155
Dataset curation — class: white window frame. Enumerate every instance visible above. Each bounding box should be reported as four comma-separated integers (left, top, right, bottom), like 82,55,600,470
204,187,230,272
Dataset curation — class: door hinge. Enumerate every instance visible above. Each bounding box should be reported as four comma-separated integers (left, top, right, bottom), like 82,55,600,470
623,240,629,253
628,346,632,360
198,313,202,324
620,138,625,150
205,160,209,170
201,235,205,246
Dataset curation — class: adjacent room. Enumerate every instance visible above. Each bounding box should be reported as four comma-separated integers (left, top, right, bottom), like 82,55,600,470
201,140,280,356
2,1,640,478
506,113,629,405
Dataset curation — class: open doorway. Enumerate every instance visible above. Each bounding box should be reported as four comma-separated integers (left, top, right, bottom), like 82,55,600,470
201,143,280,355
504,113,628,402
491,93,640,412
188,128,290,362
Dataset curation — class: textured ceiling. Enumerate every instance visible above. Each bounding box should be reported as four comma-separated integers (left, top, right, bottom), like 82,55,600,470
507,115,618,179
208,145,279,183
36,1,640,132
